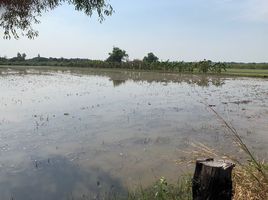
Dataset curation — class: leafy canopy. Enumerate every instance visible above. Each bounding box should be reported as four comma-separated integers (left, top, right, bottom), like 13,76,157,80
106,47,128,63
143,52,159,63
0,0,113,39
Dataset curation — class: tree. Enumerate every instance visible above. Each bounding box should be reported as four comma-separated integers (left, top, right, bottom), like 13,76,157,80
106,47,128,63
22,53,27,60
143,52,159,63
17,52,22,58
15,52,26,61
0,55,7,61
0,0,113,39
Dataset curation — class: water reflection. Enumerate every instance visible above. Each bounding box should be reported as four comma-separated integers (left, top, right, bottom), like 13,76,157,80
0,66,267,199
90,69,225,87
0,66,226,87
111,79,126,87
0,156,126,200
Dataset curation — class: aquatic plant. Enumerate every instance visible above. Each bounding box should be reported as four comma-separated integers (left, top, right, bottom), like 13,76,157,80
128,175,192,200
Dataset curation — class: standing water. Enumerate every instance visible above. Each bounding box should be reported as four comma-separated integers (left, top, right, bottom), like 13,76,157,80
0,67,267,199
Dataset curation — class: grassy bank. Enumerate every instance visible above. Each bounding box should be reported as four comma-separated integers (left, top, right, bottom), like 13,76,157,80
128,161,268,200
1,64,268,78
128,175,192,200
223,68,268,78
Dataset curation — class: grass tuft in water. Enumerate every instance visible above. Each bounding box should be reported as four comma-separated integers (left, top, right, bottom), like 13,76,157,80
128,175,192,200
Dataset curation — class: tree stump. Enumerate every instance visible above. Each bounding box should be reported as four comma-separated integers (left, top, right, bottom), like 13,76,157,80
192,158,235,200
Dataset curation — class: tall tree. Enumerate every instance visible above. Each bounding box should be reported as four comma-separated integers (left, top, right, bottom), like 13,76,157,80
17,52,22,58
143,52,159,63
106,47,128,63
22,53,27,60
0,0,113,39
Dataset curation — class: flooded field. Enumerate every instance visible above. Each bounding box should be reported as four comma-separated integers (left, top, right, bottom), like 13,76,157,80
0,66,268,199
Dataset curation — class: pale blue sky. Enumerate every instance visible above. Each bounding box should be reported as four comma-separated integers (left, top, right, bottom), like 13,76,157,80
1,0,268,62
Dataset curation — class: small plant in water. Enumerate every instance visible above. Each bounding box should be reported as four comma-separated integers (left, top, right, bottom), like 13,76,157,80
154,177,169,199
128,175,192,200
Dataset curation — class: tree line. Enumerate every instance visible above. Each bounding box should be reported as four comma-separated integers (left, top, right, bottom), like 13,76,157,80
1,47,267,73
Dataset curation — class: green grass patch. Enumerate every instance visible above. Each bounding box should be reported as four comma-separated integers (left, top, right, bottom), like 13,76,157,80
128,175,192,200
223,68,268,78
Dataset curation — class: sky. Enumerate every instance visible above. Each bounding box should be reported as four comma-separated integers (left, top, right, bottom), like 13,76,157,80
1,0,268,62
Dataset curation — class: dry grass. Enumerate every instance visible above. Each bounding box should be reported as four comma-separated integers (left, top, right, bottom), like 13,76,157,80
233,163,268,200
182,142,268,200
208,106,268,200
180,105,268,200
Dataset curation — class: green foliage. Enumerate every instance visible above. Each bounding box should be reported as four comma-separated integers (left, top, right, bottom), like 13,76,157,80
143,53,159,63
210,62,227,73
107,47,128,63
228,62,268,69
193,60,227,74
0,56,7,62
0,0,113,39
17,52,22,59
197,60,212,73
22,53,27,60
1,52,267,77
8,52,27,61
128,175,192,200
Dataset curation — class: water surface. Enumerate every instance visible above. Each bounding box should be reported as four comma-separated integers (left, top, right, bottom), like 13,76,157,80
0,67,267,199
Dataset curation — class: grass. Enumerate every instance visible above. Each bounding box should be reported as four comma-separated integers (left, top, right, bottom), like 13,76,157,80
223,68,268,78
1,64,268,78
233,163,268,200
128,175,192,200
128,156,268,200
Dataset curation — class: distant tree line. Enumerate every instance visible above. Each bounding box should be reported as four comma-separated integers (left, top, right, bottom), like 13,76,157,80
1,47,267,73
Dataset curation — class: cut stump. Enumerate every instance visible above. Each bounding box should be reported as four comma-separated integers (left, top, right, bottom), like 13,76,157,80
192,158,235,200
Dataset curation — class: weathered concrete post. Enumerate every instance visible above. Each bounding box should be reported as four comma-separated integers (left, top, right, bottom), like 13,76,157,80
192,158,235,200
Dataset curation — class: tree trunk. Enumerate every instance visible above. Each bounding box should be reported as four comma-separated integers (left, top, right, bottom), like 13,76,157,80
192,158,235,200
